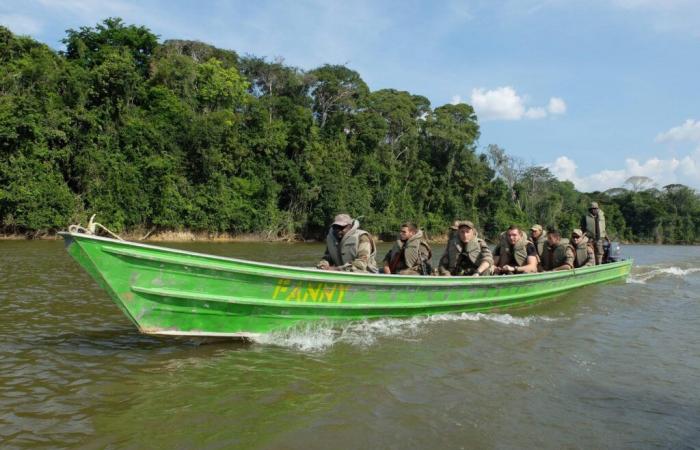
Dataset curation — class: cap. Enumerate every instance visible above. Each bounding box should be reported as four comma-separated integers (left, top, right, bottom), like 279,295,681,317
530,224,543,232
454,220,475,229
332,214,353,227
590,202,599,209
572,228,583,237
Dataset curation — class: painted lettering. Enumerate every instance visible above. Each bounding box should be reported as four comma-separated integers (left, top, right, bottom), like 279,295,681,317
272,279,351,303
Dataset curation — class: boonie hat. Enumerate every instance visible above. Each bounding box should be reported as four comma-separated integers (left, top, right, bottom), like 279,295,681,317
530,224,543,232
590,202,599,209
572,228,583,237
332,214,353,227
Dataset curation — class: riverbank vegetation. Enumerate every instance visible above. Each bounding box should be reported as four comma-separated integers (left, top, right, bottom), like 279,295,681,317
1,19,698,243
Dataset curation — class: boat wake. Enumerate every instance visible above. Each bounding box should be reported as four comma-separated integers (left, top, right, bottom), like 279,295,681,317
627,266,700,284
251,313,557,351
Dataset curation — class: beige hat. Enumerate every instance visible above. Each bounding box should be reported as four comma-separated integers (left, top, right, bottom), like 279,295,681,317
590,202,599,209
454,220,475,229
530,224,543,232
332,214,353,227
572,228,583,237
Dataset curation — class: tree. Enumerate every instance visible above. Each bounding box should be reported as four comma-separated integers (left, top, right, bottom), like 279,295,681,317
308,65,368,129
624,175,655,192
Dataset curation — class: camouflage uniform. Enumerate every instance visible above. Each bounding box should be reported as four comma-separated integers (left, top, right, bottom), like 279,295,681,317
582,203,607,265
570,235,595,268
320,220,378,273
437,233,493,276
540,238,573,271
383,230,432,275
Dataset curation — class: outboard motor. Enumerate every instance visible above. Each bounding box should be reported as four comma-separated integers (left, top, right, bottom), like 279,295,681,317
603,240,622,263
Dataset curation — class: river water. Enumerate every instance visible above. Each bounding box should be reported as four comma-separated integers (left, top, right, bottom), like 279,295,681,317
1,241,698,449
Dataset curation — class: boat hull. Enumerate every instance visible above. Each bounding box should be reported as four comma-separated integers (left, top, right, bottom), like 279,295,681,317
59,232,633,337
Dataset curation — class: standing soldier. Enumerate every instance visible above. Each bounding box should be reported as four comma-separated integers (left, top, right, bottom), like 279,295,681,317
317,214,378,273
437,220,493,276
582,201,607,264
382,223,432,275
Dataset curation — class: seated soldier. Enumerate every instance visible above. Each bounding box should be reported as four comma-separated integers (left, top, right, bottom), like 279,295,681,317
569,228,595,268
437,220,493,276
529,224,547,261
493,225,539,275
539,228,573,271
317,214,378,273
382,222,432,275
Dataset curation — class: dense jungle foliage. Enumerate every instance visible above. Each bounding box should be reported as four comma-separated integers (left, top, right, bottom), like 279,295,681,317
1,19,698,243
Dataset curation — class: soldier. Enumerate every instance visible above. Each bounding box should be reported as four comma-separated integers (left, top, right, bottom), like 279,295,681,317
382,223,432,275
539,229,573,271
437,220,493,276
493,225,539,275
317,214,378,273
569,228,595,268
582,201,607,264
529,224,547,261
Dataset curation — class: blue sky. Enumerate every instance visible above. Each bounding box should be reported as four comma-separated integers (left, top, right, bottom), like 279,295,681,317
2,0,700,192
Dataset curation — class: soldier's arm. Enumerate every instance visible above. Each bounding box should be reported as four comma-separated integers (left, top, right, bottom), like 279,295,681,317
515,255,539,274
554,248,574,271
492,245,502,267
584,245,595,267
349,235,372,272
474,242,494,275
403,244,420,269
317,246,332,269
514,244,538,274
437,246,452,276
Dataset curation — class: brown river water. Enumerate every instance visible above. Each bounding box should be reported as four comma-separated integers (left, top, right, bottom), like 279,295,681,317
1,240,699,449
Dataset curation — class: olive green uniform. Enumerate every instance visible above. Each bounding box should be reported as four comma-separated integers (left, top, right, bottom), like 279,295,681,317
570,236,595,268
320,222,378,273
437,235,493,276
383,230,432,275
540,238,573,271
583,210,607,265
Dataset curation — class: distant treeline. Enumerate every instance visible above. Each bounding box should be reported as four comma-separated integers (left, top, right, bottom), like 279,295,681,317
1,19,698,243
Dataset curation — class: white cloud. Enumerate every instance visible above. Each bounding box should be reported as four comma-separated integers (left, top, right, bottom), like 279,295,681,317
525,107,547,119
471,86,525,120
548,97,567,115
469,86,566,121
0,14,42,35
450,95,462,105
548,119,700,191
547,152,700,192
655,119,700,143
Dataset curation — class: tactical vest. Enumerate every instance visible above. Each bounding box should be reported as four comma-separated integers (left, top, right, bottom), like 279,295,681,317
496,230,530,267
444,235,490,275
541,238,570,270
532,232,548,258
325,223,377,272
569,236,592,268
386,230,431,273
585,210,607,241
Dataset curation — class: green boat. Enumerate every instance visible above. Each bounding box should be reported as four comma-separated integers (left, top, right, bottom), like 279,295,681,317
59,231,633,338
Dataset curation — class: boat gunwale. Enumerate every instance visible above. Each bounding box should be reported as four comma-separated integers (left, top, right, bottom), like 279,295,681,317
59,231,633,287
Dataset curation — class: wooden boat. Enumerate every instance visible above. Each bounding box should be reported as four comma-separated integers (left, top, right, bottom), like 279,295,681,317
59,231,633,338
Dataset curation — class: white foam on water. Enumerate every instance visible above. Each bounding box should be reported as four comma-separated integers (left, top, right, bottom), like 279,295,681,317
250,312,556,352
627,266,700,284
